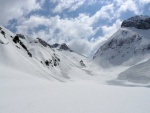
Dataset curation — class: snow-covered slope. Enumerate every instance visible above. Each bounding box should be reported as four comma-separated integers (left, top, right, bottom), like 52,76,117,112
0,25,94,82
118,59,150,84
94,15,150,66
1,25,125,84
108,59,150,86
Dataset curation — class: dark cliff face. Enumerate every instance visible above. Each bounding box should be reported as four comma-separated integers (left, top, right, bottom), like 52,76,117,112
59,43,72,51
59,43,69,50
51,43,60,48
37,38,51,48
51,43,73,52
121,15,150,29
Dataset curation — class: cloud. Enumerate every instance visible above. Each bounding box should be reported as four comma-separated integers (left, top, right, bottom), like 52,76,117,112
14,2,121,56
68,37,107,56
16,14,95,40
90,3,114,24
52,0,85,13
52,0,98,13
114,0,140,17
16,3,116,41
0,0,44,25
18,15,51,29
16,16,121,56
68,39,91,55
101,19,122,38
139,0,150,4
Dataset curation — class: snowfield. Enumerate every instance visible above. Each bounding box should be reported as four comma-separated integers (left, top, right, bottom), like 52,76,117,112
1,79,150,113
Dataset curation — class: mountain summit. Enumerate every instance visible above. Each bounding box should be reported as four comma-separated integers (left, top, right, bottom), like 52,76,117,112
0,25,90,82
121,15,150,29
94,15,150,66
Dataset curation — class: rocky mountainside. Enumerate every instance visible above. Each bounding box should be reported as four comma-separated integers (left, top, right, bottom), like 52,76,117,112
51,43,73,52
0,25,91,82
121,15,150,29
93,15,150,66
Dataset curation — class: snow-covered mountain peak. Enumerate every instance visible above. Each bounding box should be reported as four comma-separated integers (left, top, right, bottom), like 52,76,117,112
0,25,95,82
51,43,60,48
59,43,73,51
36,38,52,48
51,43,73,52
121,15,150,29
94,16,150,66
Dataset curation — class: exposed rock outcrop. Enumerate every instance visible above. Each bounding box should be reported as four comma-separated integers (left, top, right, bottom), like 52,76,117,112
59,43,73,52
121,15,150,29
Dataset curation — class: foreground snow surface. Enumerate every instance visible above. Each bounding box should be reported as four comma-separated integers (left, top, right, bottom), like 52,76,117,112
1,79,150,113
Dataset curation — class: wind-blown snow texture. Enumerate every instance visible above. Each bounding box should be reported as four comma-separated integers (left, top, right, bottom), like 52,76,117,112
0,15,150,113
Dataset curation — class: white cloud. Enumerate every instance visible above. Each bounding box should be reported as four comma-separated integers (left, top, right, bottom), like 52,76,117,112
16,3,116,42
68,39,91,55
15,2,120,56
52,0,85,13
52,0,98,13
0,0,44,25
68,37,107,56
90,3,114,24
69,0,85,11
114,0,140,17
16,16,121,56
19,15,51,29
139,0,150,4
101,19,122,38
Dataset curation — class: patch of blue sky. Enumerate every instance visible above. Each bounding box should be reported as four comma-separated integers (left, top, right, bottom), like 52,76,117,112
142,4,150,15
62,1,104,18
120,11,139,20
33,25,47,33
6,19,18,33
27,0,56,18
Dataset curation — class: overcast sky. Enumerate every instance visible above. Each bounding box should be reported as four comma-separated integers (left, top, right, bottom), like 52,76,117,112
0,0,150,56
